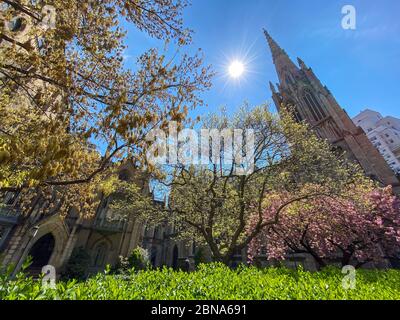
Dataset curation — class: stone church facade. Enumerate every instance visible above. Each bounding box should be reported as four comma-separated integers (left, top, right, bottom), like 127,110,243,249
0,163,193,277
264,30,400,192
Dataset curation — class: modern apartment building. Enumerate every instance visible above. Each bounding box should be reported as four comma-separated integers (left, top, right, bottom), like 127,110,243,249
353,110,400,175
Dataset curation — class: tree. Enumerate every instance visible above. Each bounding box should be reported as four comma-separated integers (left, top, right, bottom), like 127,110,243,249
160,105,363,265
248,184,400,269
0,0,212,217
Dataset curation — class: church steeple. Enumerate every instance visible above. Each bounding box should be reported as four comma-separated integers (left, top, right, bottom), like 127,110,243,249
263,29,299,86
263,29,286,63
264,29,400,191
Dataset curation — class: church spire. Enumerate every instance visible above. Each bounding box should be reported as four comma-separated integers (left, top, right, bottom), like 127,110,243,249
263,29,299,84
263,30,400,191
263,29,287,63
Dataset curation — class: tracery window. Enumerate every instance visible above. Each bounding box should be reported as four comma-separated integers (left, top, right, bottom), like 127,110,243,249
286,100,303,123
3,191,20,206
303,89,326,122
293,107,303,122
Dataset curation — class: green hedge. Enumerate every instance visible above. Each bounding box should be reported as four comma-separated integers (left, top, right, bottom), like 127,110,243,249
1,263,399,300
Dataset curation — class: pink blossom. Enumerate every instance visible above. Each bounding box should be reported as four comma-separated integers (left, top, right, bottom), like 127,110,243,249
247,186,400,268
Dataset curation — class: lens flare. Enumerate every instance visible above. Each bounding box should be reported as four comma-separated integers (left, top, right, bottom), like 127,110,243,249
228,60,245,78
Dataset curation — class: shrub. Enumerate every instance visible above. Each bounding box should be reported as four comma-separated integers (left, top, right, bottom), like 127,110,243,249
113,247,151,274
62,247,91,280
127,247,151,271
194,248,207,266
1,263,400,300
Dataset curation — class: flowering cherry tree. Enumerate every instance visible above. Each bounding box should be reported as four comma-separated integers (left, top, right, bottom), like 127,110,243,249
247,185,400,269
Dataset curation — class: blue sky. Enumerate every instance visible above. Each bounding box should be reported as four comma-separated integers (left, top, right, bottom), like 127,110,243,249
123,0,400,119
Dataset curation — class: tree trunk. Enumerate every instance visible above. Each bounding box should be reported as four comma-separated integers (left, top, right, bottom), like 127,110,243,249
302,244,327,270
341,251,353,267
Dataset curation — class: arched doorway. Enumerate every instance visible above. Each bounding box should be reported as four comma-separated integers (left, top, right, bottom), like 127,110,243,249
172,245,179,269
26,233,55,275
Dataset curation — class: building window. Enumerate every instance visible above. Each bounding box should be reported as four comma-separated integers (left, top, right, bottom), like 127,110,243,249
151,247,158,267
293,107,303,122
0,226,11,249
303,89,326,122
3,191,20,206
154,226,160,239
93,242,108,267
286,101,303,123
172,245,179,269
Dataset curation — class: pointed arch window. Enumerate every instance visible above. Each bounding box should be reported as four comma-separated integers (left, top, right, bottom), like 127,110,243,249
293,107,303,122
93,242,108,267
286,100,303,123
303,89,326,122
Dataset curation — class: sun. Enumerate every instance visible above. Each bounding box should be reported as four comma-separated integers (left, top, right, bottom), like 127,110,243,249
228,60,245,79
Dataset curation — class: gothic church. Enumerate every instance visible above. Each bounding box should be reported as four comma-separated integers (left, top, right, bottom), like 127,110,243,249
264,30,399,191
